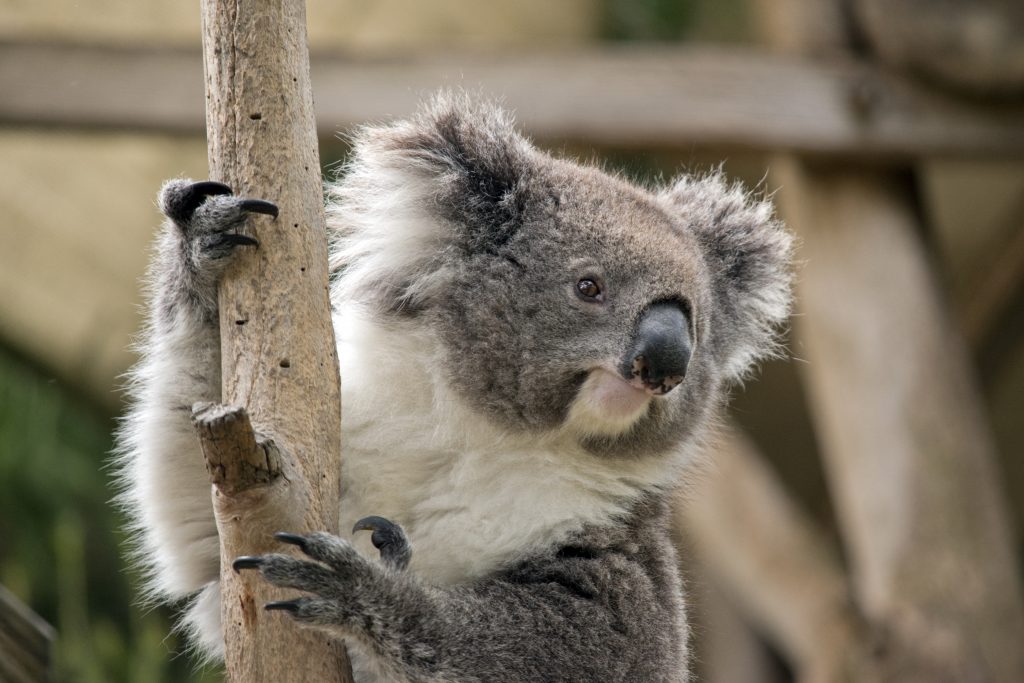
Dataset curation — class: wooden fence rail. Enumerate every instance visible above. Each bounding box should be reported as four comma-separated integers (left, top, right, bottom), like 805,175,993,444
3,40,1024,159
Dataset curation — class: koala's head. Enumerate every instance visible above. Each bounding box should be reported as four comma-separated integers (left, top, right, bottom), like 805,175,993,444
330,94,793,458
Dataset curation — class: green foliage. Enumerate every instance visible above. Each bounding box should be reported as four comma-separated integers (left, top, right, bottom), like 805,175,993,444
0,346,218,682
601,0,694,41
599,0,752,44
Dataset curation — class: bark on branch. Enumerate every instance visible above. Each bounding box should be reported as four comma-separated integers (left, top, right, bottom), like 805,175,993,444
196,0,352,679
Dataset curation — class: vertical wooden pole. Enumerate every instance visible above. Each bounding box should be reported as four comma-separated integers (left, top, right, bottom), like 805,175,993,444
754,1,1024,679
197,0,353,680
775,162,1024,681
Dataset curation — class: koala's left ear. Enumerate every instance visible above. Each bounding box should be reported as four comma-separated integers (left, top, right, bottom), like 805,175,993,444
661,172,795,381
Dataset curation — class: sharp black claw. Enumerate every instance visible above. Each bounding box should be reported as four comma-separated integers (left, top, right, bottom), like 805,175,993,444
352,515,394,536
173,181,234,222
191,181,233,197
232,556,264,573
353,516,411,570
238,199,280,219
265,600,300,613
274,531,308,551
220,234,259,248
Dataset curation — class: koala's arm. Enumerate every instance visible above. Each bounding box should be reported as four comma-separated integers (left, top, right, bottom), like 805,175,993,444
239,515,688,683
118,180,276,650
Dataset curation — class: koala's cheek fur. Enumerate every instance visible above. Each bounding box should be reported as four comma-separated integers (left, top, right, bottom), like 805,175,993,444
428,230,615,432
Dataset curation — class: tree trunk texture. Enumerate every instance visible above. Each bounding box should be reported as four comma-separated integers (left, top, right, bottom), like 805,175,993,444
197,0,352,680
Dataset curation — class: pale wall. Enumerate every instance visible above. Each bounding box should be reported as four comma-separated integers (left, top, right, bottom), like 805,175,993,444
0,131,208,404
0,0,599,52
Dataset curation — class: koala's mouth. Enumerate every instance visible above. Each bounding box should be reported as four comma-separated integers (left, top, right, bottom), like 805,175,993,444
591,370,657,414
564,368,655,437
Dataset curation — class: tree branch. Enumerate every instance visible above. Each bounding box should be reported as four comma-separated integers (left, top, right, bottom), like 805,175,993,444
192,403,281,494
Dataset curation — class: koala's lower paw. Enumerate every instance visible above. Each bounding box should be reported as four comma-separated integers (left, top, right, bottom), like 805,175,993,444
234,531,382,630
353,516,412,571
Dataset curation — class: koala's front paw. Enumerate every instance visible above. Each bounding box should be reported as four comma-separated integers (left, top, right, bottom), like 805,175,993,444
157,179,278,313
160,178,278,255
233,531,383,630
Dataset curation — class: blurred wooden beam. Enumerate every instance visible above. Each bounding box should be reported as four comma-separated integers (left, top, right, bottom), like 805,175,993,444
776,159,1024,682
851,0,1024,97
691,564,787,683
0,585,54,683
759,1,1024,680
680,427,865,683
4,40,1024,158
960,204,1024,348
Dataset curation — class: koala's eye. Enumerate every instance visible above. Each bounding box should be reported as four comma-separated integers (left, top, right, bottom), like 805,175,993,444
576,278,604,302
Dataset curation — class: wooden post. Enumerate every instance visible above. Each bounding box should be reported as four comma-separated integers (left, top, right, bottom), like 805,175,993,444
195,0,353,680
774,161,1024,681
754,1,1024,679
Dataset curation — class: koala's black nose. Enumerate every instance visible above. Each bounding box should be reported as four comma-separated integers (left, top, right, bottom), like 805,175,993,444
623,302,692,395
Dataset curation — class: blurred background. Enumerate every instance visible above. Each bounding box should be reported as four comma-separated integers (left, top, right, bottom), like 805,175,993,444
1,0,1022,681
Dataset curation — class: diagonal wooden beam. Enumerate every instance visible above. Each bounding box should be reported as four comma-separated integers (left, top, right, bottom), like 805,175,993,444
0,585,55,683
679,426,866,682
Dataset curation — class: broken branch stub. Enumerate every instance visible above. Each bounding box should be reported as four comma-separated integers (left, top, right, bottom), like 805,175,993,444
191,402,282,494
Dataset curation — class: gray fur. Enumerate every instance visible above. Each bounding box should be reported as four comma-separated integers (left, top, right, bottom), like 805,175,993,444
118,93,792,681
254,498,685,683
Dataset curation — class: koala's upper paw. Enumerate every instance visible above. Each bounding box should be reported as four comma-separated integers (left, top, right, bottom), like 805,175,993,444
234,531,379,629
159,179,278,264
353,516,412,571
160,180,232,224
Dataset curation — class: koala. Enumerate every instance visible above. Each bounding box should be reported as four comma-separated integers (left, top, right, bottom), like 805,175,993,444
117,93,792,682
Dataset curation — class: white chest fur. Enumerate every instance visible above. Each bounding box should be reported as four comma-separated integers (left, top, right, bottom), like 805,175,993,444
333,305,684,583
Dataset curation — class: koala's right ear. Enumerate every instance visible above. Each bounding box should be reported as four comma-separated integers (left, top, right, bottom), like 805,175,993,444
328,93,536,312
348,93,533,243
661,172,794,381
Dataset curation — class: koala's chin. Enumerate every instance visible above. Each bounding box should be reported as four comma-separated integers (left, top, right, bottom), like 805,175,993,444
565,368,654,437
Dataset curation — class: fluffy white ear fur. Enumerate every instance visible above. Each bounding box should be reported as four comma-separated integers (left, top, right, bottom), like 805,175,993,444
326,154,452,312
327,93,534,313
661,172,794,381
